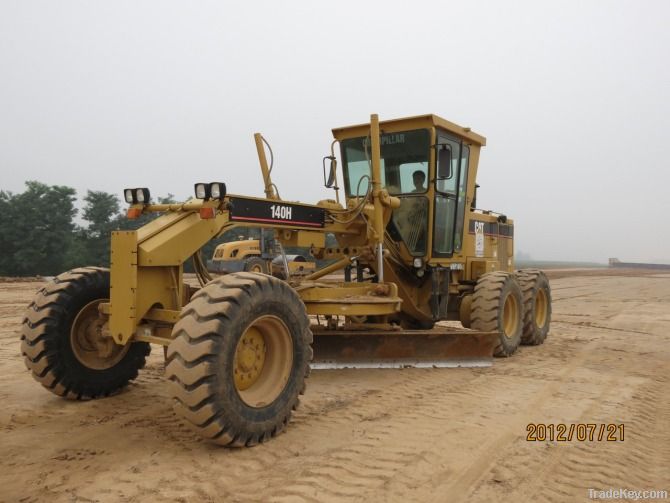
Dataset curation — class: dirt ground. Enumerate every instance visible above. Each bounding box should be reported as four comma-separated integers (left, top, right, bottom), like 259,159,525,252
1,270,668,503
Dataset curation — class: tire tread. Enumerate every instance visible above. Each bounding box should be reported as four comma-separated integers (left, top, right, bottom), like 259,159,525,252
21,267,150,400
167,272,311,447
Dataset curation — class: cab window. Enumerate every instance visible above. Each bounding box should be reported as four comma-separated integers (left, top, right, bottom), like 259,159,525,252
341,129,430,256
341,130,430,197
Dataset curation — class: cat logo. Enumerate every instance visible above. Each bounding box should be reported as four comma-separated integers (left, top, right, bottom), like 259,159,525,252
475,221,485,257
363,133,406,147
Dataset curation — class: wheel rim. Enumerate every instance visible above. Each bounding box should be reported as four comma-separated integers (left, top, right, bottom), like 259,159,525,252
534,288,548,328
70,299,129,370
234,315,293,408
502,292,520,337
250,263,263,273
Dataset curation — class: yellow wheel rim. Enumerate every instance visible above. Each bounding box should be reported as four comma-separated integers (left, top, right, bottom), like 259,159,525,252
502,292,520,338
234,327,266,391
70,299,129,370
250,264,263,273
535,288,548,328
234,315,293,408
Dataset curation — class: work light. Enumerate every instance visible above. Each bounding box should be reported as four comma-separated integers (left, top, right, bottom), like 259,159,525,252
124,189,134,204
209,182,226,199
123,187,150,204
135,188,150,204
194,183,209,199
194,182,226,200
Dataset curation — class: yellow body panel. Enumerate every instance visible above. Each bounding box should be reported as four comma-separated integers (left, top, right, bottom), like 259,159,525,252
137,208,226,266
300,283,401,316
109,231,138,344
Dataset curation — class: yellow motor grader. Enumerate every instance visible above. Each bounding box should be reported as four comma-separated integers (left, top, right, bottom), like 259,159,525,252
21,114,551,447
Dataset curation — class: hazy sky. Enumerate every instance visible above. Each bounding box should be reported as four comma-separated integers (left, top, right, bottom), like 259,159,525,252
1,1,668,263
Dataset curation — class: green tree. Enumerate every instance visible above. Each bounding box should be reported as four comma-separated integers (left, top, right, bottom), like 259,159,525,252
80,190,122,266
0,181,77,276
0,190,18,275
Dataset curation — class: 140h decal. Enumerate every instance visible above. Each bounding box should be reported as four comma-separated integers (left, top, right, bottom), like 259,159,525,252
228,197,325,228
270,204,292,220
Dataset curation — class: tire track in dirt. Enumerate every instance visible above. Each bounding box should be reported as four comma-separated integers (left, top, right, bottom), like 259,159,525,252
236,372,479,500
254,369,547,502
101,369,486,502
554,320,653,336
529,376,670,503
385,276,667,503
204,371,477,500
465,369,667,502
437,283,670,503
390,338,601,503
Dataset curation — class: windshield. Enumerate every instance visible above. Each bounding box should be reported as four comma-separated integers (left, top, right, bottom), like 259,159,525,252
341,129,430,196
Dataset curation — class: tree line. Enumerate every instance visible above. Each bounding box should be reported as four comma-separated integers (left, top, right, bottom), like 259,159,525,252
1,181,185,276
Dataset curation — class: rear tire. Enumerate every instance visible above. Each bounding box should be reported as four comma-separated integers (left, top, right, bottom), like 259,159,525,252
166,272,312,447
471,272,523,357
20,267,151,399
243,257,268,274
516,269,552,345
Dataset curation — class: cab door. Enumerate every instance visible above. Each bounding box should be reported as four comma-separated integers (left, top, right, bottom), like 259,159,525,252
433,134,469,258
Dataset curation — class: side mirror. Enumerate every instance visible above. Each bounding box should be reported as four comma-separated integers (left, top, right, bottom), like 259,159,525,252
323,156,338,188
437,146,452,179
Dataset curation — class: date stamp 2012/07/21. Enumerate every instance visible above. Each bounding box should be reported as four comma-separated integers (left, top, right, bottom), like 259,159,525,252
526,423,625,442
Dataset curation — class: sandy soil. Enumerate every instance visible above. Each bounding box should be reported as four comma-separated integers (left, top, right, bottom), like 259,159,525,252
1,270,669,502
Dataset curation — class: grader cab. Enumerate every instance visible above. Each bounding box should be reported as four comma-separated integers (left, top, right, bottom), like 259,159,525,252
21,114,552,447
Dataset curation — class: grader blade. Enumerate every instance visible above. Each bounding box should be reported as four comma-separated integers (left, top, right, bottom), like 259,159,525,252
310,327,499,369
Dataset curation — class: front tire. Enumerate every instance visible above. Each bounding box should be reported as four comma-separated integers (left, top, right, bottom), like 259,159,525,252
471,272,523,357
20,267,151,399
166,272,312,447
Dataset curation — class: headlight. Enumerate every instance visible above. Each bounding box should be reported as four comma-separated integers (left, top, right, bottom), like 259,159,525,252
413,257,423,268
209,182,226,199
194,183,209,199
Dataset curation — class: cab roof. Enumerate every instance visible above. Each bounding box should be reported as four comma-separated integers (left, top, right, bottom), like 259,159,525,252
331,114,486,146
